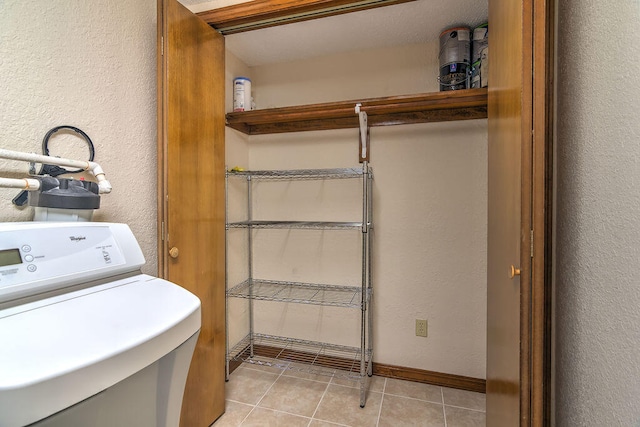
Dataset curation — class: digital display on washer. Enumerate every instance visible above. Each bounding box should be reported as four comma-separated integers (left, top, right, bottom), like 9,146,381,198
0,248,22,267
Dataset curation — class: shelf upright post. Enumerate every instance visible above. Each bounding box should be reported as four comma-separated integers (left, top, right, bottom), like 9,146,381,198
367,167,374,377
225,170,230,380
359,161,369,407
247,174,255,358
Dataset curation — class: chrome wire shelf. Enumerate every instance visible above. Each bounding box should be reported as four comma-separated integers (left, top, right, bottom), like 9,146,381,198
227,220,364,230
228,333,373,380
227,279,369,308
227,167,370,180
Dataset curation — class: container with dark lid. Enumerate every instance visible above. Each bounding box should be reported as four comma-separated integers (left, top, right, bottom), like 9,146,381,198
28,177,100,222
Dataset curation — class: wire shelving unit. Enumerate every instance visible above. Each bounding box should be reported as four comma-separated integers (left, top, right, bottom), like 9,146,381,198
225,163,373,407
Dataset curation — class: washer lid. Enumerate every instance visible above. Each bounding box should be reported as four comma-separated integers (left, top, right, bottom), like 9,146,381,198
0,274,201,427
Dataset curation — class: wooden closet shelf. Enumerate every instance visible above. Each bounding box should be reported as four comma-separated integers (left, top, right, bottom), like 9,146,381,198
225,88,488,135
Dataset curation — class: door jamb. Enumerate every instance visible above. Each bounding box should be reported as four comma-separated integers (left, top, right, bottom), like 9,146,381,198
531,0,555,424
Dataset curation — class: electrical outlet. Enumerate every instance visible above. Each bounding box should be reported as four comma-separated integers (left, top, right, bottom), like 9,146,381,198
415,319,428,337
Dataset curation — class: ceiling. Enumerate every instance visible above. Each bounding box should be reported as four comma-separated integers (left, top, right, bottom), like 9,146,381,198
181,0,488,67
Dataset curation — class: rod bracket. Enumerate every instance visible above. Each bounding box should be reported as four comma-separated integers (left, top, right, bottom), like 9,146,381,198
355,104,370,163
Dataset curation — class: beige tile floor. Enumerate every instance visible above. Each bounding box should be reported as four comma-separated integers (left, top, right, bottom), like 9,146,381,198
213,363,486,427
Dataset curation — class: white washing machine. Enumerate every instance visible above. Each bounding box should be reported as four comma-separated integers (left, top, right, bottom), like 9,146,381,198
0,222,201,427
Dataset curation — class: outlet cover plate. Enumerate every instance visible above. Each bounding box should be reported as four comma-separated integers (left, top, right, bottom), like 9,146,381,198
416,319,428,337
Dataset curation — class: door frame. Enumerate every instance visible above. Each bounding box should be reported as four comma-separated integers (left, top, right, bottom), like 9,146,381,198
519,0,555,424
157,0,167,278
159,0,556,424
530,0,554,424
488,0,554,423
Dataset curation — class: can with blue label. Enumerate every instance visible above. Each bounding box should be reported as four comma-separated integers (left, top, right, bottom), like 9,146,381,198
438,26,471,91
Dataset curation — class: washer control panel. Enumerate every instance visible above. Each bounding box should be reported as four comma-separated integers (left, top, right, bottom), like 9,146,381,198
0,223,145,304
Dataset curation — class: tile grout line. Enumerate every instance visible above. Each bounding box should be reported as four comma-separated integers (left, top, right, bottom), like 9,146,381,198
243,363,369,386
224,366,258,426
444,403,486,413
225,371,256,426
307,379,332,426
230,404,323,427
237,363,287,426
251,407,314,423
375,377,387,427
442,388,448,427
237,405,255,427
244,364,345,387
226,399,351,427
382,391,444,405
254,363,287,407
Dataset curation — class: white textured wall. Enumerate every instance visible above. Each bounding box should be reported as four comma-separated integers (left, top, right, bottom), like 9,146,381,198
226,44,488,378
252,44,435,108
0,1,158,273
555,1,640,425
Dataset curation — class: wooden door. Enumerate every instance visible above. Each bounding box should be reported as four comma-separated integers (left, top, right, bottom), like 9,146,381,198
157,0,226,425
487,0,553,425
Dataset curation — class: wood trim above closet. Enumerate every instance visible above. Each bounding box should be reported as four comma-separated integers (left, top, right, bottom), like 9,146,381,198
226,88,488,135
197,0,417,34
